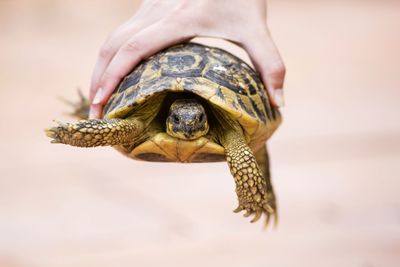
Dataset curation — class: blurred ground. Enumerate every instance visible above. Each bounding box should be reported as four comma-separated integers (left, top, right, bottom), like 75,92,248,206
0,0,399,267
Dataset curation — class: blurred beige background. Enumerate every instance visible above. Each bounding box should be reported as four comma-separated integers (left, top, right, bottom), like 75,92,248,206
0,0,399,266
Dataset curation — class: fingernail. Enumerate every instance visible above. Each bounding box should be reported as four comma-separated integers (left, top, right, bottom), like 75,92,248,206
274,89,285,107
89,107,96,119
89,104,102,119
92,87,105,105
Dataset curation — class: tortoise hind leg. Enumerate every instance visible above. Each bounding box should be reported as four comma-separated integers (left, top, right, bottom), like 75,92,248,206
45,118,144,147
220,129,276,224
254,145,277,226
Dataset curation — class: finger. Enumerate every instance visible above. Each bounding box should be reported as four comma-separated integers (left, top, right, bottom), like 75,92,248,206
89,1,182,102
89,26,141,101
242,31,286,107
88,0,155,101
88,103,102,119
91,18,192,108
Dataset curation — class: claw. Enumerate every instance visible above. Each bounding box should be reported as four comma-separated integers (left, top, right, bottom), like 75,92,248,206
77,88,83,99
58,96,76,107
263,211,279,230
264,213,271,229
44,127,61,143
44,128,55,138
250,210,262,223
77,87,86,102
58,88,86,107
243,209,252,217
263,204,275,214
58,89,90,119
45,121,66,143
233,205,244,213
272,211,279,228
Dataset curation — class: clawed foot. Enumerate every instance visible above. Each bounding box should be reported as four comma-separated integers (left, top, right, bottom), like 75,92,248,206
59,89,90,120
45,119,107,147
45,120,95,146
233,185,277,227
45,117,141,147
223,134,278,227
45,120,72,144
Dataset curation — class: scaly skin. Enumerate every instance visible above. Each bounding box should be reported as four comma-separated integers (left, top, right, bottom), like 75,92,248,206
222,130,276,225
47,92,277,225
45,118,143,147
254,145,277,226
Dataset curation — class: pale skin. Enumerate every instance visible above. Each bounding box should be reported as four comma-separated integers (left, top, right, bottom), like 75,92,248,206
89,0,286,118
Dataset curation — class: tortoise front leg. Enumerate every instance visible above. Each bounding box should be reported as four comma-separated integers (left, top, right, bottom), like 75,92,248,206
45,118,144,147
220,130,276,225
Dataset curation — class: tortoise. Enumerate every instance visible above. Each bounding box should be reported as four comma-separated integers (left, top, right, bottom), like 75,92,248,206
45,42,281,225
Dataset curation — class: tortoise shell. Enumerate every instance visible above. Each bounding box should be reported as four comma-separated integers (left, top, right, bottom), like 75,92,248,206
103,42,281,162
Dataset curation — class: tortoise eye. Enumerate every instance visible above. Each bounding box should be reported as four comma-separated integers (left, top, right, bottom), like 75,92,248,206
173,115,180,123
199,114,204,122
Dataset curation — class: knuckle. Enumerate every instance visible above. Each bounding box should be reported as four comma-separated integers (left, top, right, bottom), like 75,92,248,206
102,70,122,82
165,7,197,33
122,39,143,53
193,15,214,31
99,43,114,59
98,28,123,58
268,61,286,78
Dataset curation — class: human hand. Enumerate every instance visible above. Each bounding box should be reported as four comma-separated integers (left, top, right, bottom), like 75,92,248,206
89,0,286,118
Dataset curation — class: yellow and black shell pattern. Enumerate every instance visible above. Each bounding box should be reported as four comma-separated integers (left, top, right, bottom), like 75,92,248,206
103,42,281,155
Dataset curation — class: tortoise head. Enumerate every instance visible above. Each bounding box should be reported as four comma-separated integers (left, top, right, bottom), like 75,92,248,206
166,99,209,140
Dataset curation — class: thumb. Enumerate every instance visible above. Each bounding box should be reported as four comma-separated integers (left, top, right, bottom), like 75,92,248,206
242,31,286,107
